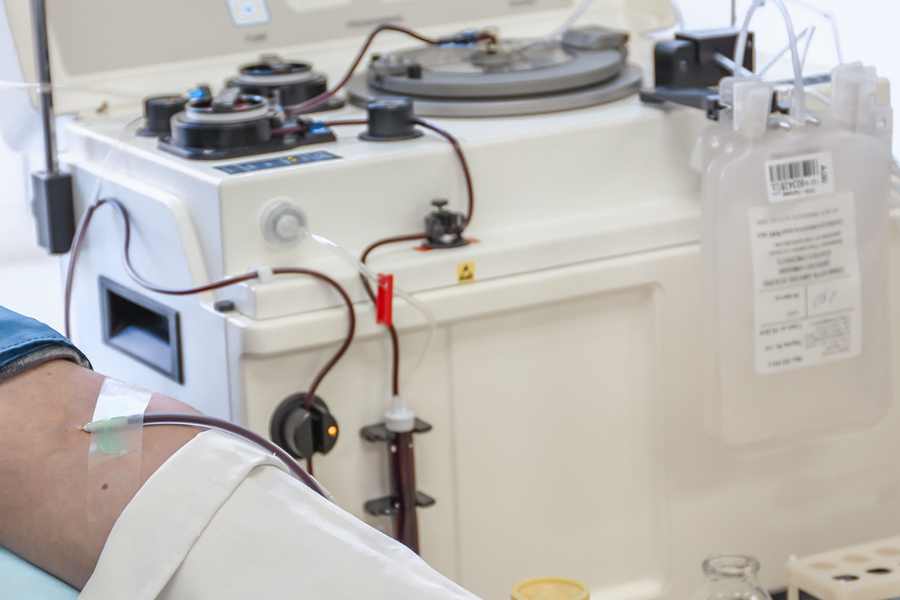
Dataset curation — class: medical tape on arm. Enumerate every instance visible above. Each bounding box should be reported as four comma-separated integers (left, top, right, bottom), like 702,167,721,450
84,378,152,522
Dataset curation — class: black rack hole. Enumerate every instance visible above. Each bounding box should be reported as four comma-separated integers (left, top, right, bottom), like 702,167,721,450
100,277,183,383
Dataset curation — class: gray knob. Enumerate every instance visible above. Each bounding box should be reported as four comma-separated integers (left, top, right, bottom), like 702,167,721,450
262,201,308,247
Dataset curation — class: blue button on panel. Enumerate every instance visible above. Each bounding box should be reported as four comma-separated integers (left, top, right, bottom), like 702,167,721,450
226,0,270,27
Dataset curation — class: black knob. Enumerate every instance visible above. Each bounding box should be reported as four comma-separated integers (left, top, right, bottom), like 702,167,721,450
139,95,188,137
270,394,339,460
406,64,423,79
423,200,470,249
359,97,424,142
283,406,315,459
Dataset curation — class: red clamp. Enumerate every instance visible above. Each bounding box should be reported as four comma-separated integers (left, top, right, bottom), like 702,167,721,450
376,274,394,327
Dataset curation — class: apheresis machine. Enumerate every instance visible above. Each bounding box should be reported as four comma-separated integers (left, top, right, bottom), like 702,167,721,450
6,0,900,597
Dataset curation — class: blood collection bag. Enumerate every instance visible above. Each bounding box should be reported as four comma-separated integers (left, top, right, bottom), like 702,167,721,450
700,63,894,452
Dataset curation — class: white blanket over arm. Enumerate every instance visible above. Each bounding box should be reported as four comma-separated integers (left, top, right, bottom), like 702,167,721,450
79,430,481,600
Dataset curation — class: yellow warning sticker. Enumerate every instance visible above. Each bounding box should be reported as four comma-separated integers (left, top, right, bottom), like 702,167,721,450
457,261,475,284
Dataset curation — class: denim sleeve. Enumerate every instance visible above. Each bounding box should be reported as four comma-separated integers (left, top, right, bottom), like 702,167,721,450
0,305,91,384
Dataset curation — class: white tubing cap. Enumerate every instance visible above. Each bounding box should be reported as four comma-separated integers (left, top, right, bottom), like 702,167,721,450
385,394,416,433
249,264,274,284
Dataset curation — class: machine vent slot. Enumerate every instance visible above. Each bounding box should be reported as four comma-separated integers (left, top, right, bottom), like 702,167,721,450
100,277,183,383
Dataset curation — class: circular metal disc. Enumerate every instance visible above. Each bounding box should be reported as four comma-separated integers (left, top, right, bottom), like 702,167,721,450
347,65,643,118
367,40,626,99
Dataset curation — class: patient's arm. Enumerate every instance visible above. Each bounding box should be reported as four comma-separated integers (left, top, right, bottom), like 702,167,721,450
0,360,200,589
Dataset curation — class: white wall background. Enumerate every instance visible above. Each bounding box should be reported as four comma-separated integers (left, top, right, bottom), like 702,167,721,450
0,0,897,332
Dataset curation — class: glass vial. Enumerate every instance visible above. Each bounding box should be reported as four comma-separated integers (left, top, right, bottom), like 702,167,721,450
693,555,773,600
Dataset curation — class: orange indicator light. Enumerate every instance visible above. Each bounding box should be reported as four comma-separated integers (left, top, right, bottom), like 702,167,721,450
328,426,338,437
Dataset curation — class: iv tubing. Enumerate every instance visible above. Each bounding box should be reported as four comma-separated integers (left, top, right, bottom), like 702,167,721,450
785,0,843,63
141,413,327,498
310,233,438,388
0,80,142,99
733,0,806,124
805,88,830,107
282,24,495,116
311,233,437,330
306,116,475,394
800,25,815,71
542,0,594,42
412,119,475,227
359,235,427,396
87,117,143,211
273,118,475,232
757,26,813,77
64,199,357,416
713,54,752,77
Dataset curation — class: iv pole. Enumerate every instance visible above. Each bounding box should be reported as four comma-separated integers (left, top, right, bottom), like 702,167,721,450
30,0,75,255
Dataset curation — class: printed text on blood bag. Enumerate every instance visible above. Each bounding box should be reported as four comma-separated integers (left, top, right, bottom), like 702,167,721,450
748,193,862,374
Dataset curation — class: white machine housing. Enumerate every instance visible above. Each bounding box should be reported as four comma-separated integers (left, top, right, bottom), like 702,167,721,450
9,1,900,599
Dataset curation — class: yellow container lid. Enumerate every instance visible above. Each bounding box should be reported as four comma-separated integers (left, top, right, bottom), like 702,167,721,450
511,577,590,600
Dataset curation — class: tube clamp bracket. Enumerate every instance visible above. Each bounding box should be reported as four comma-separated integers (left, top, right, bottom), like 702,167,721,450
360,418,432,443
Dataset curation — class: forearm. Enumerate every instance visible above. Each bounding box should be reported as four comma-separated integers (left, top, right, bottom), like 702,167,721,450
0,360,200,589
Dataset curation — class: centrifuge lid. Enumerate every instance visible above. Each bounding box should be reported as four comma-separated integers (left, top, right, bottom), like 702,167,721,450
347,27,643,117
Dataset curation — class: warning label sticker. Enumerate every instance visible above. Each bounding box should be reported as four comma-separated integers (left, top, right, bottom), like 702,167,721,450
457,261,475,284
748,193,862,374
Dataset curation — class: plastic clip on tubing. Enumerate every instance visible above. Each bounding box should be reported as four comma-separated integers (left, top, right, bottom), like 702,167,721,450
376,274,394,327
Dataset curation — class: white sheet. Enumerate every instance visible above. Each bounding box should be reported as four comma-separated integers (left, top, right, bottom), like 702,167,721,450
79,430,481,600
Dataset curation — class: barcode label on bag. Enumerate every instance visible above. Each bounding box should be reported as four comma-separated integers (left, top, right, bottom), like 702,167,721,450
765,151,835,202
